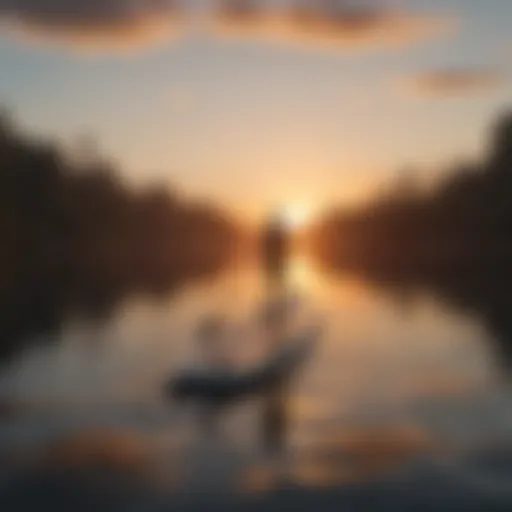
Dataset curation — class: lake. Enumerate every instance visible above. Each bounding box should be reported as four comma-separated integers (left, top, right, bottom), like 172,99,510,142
0,253,511,510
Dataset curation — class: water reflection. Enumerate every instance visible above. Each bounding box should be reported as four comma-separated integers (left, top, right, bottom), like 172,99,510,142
319,259,512,372
0,264,222,366
168,244,320,456
0,252,511,508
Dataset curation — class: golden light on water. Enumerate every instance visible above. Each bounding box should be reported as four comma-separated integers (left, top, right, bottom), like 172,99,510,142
287,254,323,292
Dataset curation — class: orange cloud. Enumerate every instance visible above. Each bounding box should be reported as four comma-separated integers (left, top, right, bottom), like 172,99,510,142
0,0,457,53
0,0,184,52
211,0,456,51
400,68,507,97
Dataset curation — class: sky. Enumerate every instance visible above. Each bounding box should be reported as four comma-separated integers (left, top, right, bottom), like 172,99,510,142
0,0,511,219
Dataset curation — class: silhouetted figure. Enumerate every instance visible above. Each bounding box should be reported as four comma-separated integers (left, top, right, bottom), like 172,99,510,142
262,213,289,289
259,220,298,452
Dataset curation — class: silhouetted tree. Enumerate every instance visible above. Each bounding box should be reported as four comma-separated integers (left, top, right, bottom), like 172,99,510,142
313,109,512,271
0,111,238,358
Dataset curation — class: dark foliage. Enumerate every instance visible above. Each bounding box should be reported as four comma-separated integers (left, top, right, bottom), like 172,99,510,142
312,109,512,365
0,113,237,358
313,110,512,271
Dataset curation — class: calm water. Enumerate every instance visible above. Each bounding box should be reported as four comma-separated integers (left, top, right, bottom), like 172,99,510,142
0,254,511,506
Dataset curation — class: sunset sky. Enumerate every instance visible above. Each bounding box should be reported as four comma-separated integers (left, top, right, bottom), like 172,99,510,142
0,0,510,218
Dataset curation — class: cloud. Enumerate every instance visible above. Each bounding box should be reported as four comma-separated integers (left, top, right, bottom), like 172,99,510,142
0,0,457,54
400,68,507,97
211,0,456,51
0,0,183,52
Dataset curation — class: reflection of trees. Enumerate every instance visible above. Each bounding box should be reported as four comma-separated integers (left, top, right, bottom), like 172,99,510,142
0,268,200,362
326,263,512,369
312,110,512,366
0,112,238,359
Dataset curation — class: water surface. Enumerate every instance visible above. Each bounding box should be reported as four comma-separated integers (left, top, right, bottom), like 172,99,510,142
0,255,511,507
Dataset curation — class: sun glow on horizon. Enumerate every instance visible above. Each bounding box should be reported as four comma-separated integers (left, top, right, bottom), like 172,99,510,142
281,204,312,231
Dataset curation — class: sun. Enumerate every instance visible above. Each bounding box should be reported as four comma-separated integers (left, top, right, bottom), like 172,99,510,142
280,204,311,230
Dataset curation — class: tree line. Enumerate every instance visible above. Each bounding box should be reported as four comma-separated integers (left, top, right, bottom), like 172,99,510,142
0,112,238,358
312,110,512,273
